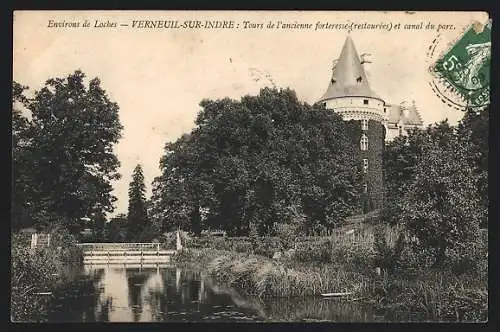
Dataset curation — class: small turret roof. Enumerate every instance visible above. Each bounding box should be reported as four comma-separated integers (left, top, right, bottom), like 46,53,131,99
386,101,424,126
318,36,380,102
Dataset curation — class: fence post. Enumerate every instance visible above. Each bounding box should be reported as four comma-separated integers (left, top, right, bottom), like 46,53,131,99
176,231,183,252
30,233,37,250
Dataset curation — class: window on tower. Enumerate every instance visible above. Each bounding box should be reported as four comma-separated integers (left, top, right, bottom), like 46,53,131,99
361,119,368,130
363,159,368,173
360,134,369,151
363,99,369,105
363,183,368,193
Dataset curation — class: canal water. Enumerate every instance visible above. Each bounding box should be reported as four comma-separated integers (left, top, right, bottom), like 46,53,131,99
44,265,379,322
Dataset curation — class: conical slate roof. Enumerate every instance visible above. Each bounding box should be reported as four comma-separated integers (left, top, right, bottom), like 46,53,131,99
318,36,380,102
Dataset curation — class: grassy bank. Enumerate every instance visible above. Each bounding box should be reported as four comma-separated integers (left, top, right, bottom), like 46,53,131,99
175,248,371,298
172,228,488,322
10,229,83,322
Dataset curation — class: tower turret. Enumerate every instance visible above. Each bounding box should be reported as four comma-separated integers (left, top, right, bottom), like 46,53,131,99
318,35,386,121
318,36,385,213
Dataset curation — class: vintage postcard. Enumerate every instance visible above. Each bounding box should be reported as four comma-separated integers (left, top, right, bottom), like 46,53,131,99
12,11,489,322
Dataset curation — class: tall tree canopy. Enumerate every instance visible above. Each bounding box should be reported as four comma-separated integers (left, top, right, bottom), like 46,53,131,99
12,71,123,233
384,107,488,228
384,106,488,265
127,164,149,241
398,123,482,266
152,88,363,236
457,107,488,227
383,121,455,224
12,82,34,230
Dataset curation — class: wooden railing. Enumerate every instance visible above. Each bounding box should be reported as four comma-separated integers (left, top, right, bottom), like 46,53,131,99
76,242,163,252
76,242,176,265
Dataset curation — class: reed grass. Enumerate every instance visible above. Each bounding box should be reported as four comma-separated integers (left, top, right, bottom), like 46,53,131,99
175,241,487,322
173,223,487,322
10,231,83,322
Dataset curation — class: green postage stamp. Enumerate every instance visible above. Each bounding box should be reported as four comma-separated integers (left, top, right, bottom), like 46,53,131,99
431,19,491,108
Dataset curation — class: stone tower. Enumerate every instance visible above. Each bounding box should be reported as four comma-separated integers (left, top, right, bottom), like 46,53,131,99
317,36,385,212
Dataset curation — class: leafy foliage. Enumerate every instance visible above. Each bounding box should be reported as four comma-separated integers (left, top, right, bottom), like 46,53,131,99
12,71,123,233
372,225,406,272
10,229,83,321
457,107,488,227
397,122,482,266
105,213,127,242
152,88,362,236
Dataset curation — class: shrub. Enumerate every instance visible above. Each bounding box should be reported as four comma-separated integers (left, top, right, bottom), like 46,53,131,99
293,240,331,263
158,232,177,249
378,271,487,322
11,234,58,321
47,223,83,263
445,238,488,276
372,225,405,272
233,241,253,253
253,237,282,258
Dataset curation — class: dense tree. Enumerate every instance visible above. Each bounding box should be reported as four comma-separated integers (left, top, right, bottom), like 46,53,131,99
12,82,34,230
457,107,488,227
384,106,488,229
127,164,149,241
153,88,363,236
93,210,107,241
383,122,455,224
399,125,482,266
105,213,127,242
11,71,123,233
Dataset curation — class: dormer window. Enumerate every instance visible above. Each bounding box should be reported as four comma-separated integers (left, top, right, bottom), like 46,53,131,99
363,99,369,105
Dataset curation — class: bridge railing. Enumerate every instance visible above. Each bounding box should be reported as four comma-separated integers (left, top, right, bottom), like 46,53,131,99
76,242,163,252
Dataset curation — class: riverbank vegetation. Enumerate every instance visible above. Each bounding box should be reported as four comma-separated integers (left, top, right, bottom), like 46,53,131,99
173,224,487,322
11,227,84,322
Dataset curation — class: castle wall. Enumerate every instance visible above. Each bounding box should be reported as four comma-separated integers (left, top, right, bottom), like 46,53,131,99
325,97,385,122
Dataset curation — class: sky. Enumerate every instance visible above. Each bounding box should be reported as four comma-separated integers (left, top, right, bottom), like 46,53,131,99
13,10,489,217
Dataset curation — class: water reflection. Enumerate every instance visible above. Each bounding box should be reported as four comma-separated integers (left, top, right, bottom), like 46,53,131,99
46,265,375,322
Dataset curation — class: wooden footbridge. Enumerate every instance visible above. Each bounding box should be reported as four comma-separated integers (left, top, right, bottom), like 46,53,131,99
76,242,178,265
